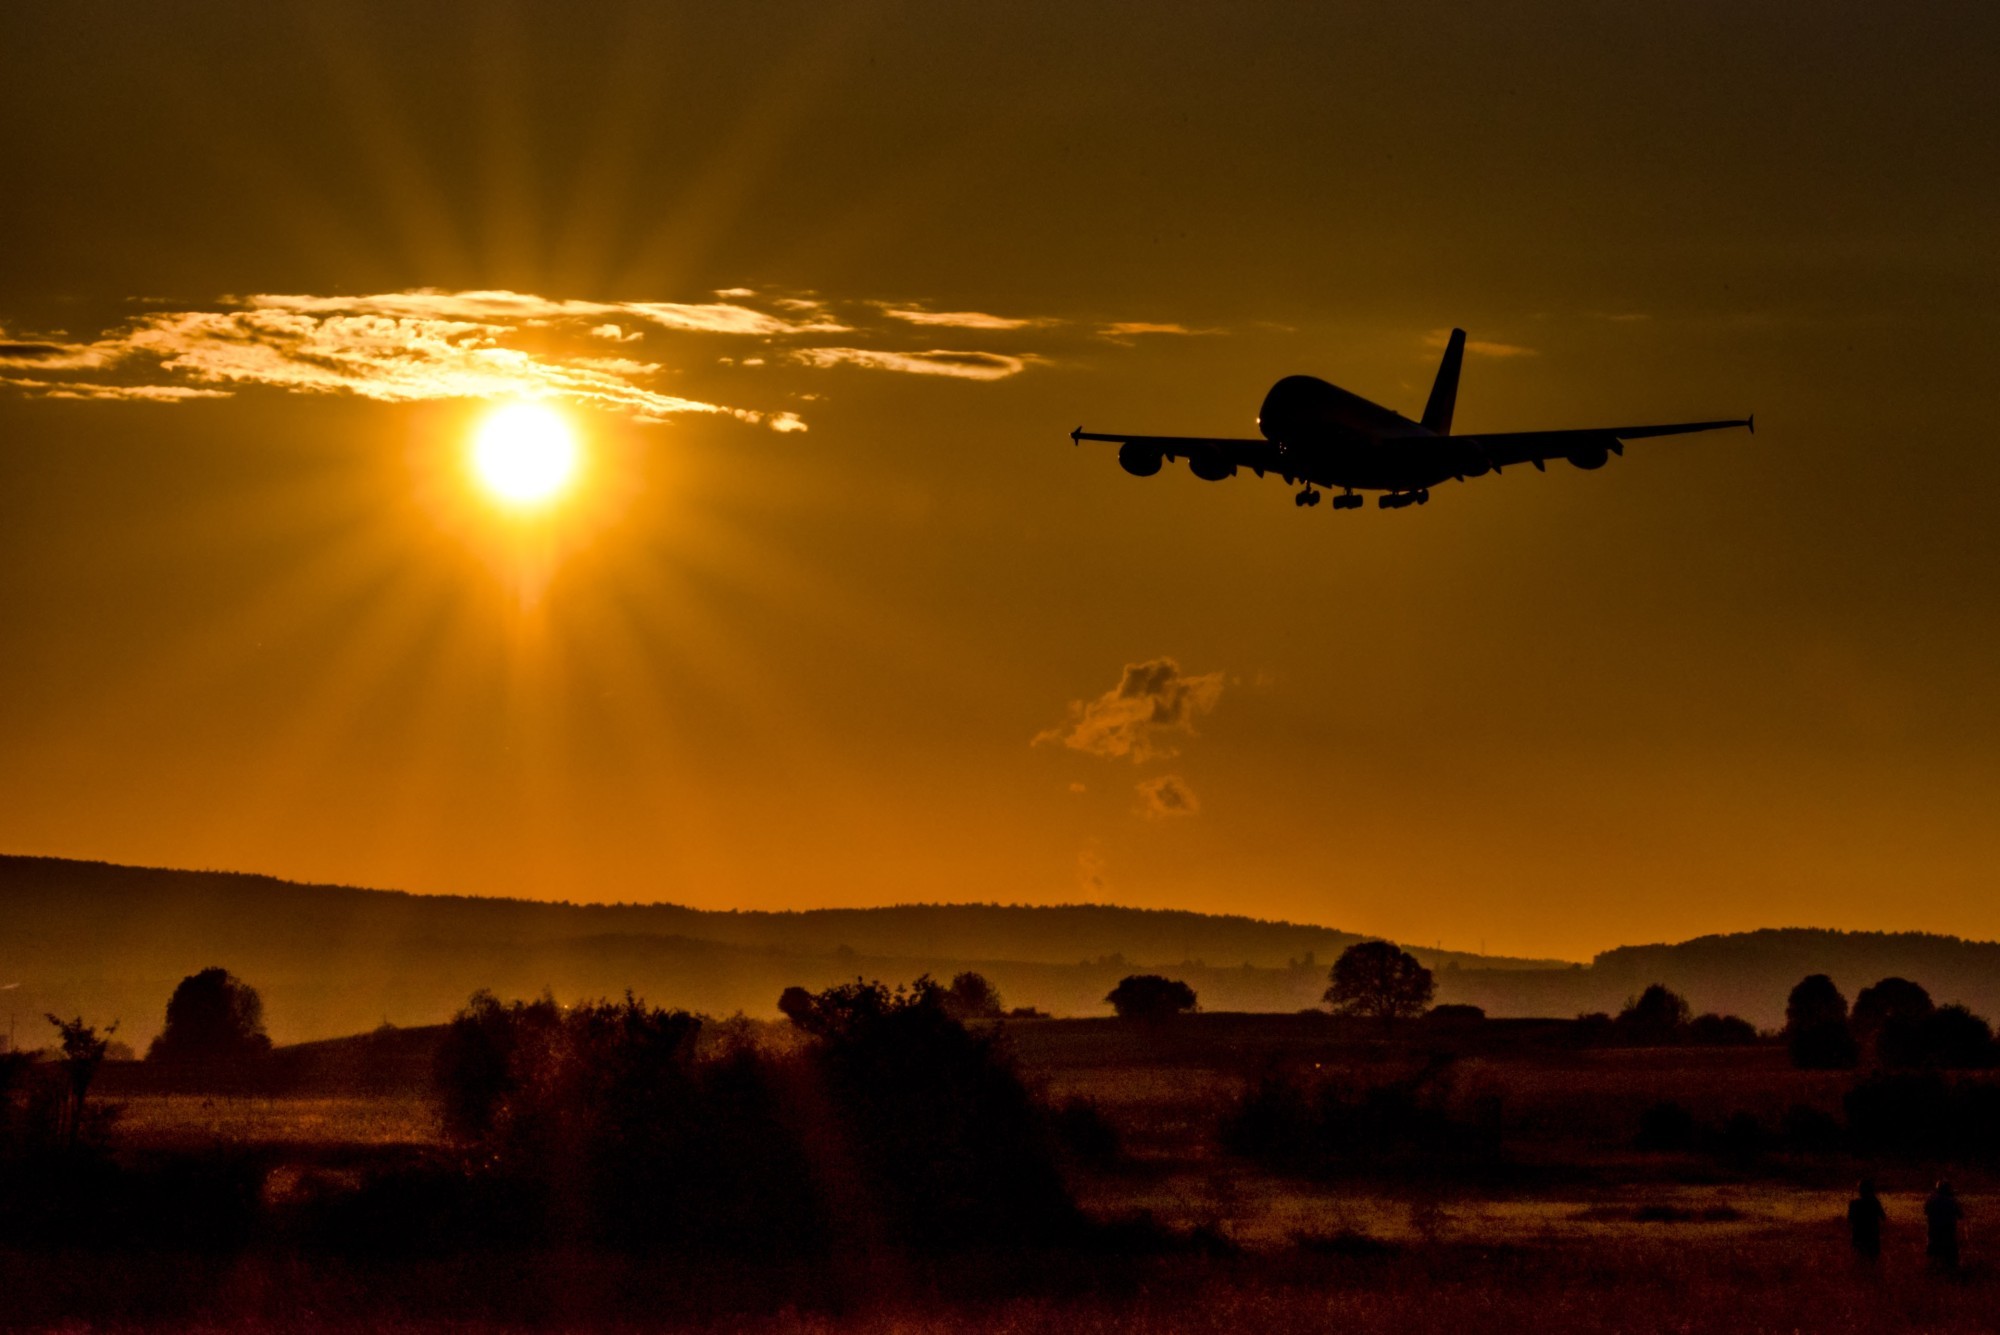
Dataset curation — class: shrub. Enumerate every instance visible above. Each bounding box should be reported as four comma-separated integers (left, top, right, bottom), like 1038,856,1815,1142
1615,986,1690,1046
1105,975,1197,1021
1687,1013,1758,1046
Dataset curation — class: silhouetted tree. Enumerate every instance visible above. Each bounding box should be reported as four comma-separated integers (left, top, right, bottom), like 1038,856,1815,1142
1324,942,1435,1027
147,967,271,1065
1854,977,1935,1068
1785,974,1858,1069
1687,1012,1758,1046
1926,1004,1996,1069
776,986,816,1030
43,1014,115,1148
1614,984,1690,1045
942,971,1004,1021
1105,974,1197,1020
1425,1003,1486,1025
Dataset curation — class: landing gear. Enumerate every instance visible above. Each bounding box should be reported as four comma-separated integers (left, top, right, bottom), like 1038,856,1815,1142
1331,491,1362,510
1293,487,1321,507
1377,488,1431,510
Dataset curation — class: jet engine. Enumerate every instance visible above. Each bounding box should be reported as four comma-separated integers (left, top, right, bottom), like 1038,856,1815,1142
1187,450,1237,482
1567,445,1610,470
1117,440,1164,476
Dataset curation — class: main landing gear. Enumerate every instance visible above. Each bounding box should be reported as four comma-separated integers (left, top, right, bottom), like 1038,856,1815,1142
1298,487,1366,510
1378,488,1430,510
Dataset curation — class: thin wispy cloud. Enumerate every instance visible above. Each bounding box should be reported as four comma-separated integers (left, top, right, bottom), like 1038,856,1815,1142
1425,328,1538,359
879,305,1043,331
2,288,1243,417
1100,321,1205,338
791,347,1029,381
1036,657,1225,763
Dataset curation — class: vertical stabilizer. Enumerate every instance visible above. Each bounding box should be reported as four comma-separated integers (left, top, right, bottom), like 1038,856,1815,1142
1421,328,1465,435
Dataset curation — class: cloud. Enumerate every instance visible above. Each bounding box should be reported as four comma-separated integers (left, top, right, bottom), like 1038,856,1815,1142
1136,774,1200,820
880,305,1042,331
1425,328,1537,359
1078,847,1108,896
1035,657,1224,762
16,381,232,402
791,347,1028,381
0,289,848,428
1100,321,1203,338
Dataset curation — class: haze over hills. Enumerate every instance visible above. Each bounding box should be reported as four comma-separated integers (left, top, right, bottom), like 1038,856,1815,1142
4,855,1998,1046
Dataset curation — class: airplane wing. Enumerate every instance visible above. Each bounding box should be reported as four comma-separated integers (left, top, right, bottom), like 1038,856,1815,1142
1459,417,1752,470
1070,428,1283,473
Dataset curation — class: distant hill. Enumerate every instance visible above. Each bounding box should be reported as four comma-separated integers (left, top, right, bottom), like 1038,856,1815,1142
0,855,1551,1046
2,855,1996,1044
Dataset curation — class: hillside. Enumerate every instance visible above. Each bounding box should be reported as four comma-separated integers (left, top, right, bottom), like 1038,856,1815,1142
4,855,1998,1045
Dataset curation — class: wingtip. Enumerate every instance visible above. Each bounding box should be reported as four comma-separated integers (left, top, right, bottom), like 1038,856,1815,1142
1071,425,1082,446
1747,413,1755,436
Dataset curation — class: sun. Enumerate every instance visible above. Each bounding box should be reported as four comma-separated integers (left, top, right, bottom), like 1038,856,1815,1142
471,402,580,507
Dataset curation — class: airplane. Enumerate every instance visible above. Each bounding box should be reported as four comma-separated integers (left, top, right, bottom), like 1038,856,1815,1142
1070,329,1752,509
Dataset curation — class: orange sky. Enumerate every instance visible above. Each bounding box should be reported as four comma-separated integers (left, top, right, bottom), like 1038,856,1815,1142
2,2,1997,960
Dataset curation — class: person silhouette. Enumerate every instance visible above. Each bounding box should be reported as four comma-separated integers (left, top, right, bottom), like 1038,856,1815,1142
1925,1180,1963,1272
1848,1178,1886,1262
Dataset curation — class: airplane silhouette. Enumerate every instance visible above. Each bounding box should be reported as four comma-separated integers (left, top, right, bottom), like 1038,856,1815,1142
1071,329,1752,509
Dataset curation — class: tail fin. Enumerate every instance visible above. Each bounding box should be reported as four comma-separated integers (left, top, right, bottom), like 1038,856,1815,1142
1421,328,1465,435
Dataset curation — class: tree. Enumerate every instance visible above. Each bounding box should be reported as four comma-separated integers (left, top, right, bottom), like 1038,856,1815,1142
1323,941,1435,1027
1784,974,1858,1069
1926,1004,1996,1069
941,971,1004,1021
43,1014,115,1148
147,967,271,1065
1104,974,1197,1021
1853,977,1935,1068
1614,984,1690,1045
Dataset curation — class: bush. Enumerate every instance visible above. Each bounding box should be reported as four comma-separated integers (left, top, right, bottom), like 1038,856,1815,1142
1687,1013,1758,1046
1104,975,1197,1021
1223,1056,1499,1174
1615,986,1690,1046
427,980,1080,1257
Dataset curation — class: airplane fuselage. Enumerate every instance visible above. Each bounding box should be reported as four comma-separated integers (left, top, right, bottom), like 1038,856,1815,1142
1256,375,1490,492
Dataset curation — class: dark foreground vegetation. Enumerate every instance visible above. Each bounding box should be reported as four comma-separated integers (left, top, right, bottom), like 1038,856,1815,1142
6,953,2000,1330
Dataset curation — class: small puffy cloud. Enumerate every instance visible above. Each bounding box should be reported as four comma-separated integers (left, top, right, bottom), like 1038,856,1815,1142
880,305,1042,331
1035,657,1224,762
1136,774,1200,820
588,323,642,342
1425,328,1536,359
1078,846,1108,896
792,347,1028,381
